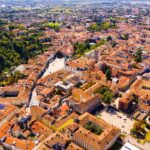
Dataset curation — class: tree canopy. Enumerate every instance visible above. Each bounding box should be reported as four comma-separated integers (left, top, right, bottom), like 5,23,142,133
0,23,49,85
0,29,46,74
134,48,143,63
95,86,114,104
88,22,117,32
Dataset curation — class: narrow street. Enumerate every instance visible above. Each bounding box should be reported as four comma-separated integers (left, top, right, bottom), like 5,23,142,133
29,88,39,107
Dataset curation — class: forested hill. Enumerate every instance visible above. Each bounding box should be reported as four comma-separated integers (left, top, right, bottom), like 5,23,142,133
0,21,47,74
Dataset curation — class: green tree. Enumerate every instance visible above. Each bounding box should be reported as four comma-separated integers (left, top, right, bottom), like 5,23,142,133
112,41,117,48
95,86,114,104
99,86,110,94
135,48,143,63
102,91,113,104
88,22,117,32
106,68,112,81
107,36,112,41
0,23,47,82
120,33,129,40
74,41,91,56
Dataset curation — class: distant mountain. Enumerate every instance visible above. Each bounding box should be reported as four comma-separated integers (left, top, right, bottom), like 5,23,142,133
0,0,120,4
1,0,144,6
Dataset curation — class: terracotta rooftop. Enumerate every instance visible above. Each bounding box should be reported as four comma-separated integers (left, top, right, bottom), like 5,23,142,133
71,112,120,150
66,142,84,150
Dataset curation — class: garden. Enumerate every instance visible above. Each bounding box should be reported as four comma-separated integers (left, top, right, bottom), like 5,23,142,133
84,121,103,135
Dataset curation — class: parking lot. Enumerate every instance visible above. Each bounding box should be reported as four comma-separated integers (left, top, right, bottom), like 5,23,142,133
98,110,135,135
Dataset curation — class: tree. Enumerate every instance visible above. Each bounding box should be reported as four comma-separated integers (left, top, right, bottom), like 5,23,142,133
107,36,112,41
133,121,143,130
88,22,117,32
99,86,110,94
0,23,46,84
106,68,112,81
102,91,113,104
131,121,146,139
120,33,129,40
112,41,117,48
74,41,91,56
135,48,143,63
95,86,114,105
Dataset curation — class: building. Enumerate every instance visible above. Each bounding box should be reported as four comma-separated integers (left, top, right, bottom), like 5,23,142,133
0,85,30,105
0,104,18,127
55,81,74,93
119,78,150,114
65,112,120,150
36,132,69,150
67,88,101,114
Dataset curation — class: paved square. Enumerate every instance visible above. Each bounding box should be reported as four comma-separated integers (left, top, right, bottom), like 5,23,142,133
98,110,134,135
